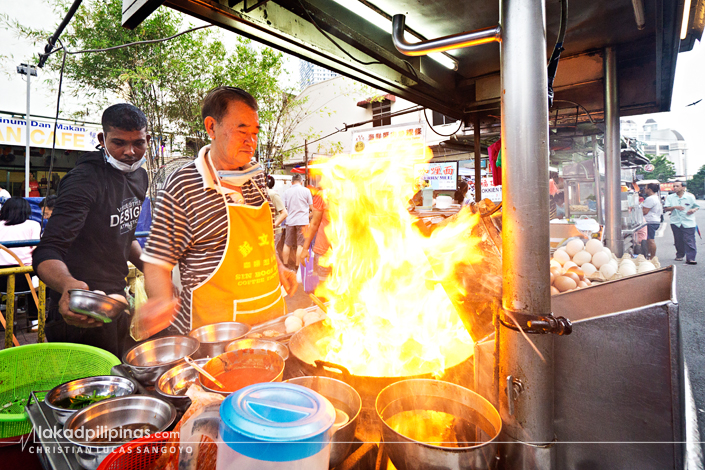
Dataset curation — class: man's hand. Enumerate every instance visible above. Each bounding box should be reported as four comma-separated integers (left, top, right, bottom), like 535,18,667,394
687,209,697,215
59,281,102,328
298,248,310,267
279,267,298,296
673,205,685,211
131,298,179,341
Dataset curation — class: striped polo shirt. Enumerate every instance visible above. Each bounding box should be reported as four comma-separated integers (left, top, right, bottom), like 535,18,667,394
141,147,275,333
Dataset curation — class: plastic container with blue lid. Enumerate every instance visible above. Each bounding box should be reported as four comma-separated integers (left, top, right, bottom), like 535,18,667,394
216,382,336,470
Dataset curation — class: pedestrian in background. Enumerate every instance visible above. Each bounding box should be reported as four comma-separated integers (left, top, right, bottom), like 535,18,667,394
664,181,699,265
282,174,312,270
267,175,288,258
641,182,663,259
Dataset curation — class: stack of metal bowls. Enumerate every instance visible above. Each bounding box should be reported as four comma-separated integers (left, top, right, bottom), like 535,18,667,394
225,338,289,361
189,322,251,359
64,395,176,470
45,376,136,424
122,335,200,386
155,358,209,411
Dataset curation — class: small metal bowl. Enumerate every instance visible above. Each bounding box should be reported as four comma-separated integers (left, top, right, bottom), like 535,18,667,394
68,290,128,323
225,338,289,361
64,395,176,470
45,376,136,425
122,335,200,386
155,358,209,412
189,322,251,359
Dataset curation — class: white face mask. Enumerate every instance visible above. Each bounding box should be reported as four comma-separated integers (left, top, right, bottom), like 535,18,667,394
104,146,145,173
217,163,264,187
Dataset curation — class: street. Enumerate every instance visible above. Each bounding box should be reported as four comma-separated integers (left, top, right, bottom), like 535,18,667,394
654,201,705,457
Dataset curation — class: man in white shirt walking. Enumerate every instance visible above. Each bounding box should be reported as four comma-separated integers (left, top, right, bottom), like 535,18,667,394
641,182,663,259
664,181,700,264
282,174,313,269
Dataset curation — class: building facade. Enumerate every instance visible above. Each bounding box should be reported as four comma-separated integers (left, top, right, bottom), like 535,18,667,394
622,118,690,178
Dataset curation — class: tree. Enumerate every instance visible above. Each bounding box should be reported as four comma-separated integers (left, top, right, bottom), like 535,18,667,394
689,165,705,199
638,154,676,182
2,0,289,188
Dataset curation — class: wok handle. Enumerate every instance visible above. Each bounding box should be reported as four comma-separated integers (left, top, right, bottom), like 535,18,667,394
314,360,352,381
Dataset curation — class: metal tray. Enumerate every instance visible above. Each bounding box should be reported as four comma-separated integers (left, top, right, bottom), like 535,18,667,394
246,305,325,344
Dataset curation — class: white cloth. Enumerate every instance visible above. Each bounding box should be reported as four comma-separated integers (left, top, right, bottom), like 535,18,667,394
0,220,41,266
642,194,663,224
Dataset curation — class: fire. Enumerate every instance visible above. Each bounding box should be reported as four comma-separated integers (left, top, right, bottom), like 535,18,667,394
313,137,484,377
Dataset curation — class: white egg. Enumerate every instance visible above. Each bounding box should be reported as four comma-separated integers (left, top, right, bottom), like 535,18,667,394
608,259,619,269
293,308,307,320
618,263,636,276
553,249,571,266
566,239,586,257
599,263,617,280
285,315,303,334
602,246,612,255
637,262,656,273
572,250,592,266
563,261,578,270
303,311,322,326
580,262,597,276
550,259,562,269
585,239,604,255
591,251,610,269
620,259,635,267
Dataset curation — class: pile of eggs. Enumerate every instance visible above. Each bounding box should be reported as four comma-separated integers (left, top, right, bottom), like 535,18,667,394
551,238,658,289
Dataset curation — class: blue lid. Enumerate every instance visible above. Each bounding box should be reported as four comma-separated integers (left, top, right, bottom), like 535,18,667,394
220,383,336,461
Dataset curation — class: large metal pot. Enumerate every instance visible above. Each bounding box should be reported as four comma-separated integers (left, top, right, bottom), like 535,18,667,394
189,322,251,359
64,395,176,470
122,335,200,386
286,376,362,469
288,321,475,406
375,379,501,470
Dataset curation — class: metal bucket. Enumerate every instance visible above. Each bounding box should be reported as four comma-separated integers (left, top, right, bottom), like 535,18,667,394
375,379,501,470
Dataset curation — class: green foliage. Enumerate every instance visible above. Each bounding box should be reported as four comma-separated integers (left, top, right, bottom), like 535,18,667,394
689,165,705,199
638,154,676,182
1,0,310,184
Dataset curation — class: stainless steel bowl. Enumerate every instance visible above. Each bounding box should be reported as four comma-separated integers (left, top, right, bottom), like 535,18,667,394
155,358,209,412
286,376,362,468
45,376,136,425
189,322,251,359
122,335,200,386
375,379,502,470
225,338,289,361
64,395,176,470
199,349,284,396
68,290,128,323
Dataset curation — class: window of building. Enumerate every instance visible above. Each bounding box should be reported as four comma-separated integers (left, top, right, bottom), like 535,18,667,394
432,111,455,126
372,100,392,127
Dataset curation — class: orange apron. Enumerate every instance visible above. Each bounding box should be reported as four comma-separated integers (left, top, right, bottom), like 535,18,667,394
190,198,285,330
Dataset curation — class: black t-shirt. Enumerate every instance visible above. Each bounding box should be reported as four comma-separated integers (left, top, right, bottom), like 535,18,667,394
33,150,149,305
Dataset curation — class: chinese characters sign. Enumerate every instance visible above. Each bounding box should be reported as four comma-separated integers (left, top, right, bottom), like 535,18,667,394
414,162,458,190
351,123,425,153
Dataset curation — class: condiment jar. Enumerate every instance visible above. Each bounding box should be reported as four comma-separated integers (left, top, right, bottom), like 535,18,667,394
179,383,336,470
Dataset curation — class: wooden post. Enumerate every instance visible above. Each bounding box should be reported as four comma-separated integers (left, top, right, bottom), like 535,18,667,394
474,114,482,202
4,274,15,349
38,281,46,343
304,139,309,186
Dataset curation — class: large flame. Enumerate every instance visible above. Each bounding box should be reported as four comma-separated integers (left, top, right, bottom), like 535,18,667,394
313,137,484,377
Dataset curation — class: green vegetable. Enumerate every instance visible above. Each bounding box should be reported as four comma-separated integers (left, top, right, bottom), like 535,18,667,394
64,390,115,410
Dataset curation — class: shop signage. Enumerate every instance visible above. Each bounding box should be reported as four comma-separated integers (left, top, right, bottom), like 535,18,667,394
644,164,655,172
464,176,502,203
414,161,457,190
0,116,101,152
351,122,425,153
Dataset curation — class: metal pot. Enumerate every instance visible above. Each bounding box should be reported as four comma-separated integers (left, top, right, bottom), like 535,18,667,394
189,322,251,359
225,338,289,361
155,358,209,412
286,376,362,469
64,395,176,470
45,376,135,424
375,379,501,470
198,349,284,396
288,321,475,406
122,335,200,386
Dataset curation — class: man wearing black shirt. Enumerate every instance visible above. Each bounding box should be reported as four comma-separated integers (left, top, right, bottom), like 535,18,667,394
33,104,150,357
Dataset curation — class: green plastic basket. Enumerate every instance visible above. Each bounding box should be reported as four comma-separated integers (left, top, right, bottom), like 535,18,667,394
0,343,121,439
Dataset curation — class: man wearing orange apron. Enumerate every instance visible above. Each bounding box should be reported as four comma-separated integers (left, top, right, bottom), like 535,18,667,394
135,87,297,338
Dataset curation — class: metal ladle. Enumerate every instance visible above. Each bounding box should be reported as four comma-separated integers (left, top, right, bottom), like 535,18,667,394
184,356,224,389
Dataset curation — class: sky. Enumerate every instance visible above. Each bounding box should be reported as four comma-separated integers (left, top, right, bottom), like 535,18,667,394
0,0,703,172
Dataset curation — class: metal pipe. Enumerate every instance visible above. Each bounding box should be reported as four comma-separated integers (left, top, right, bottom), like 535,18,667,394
604,47,623,256
25,64,31,198
499,0,554,466
38,0,83,68
392,14,500,56
4,274,15,349
593,136,603,225
474,115,482,202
